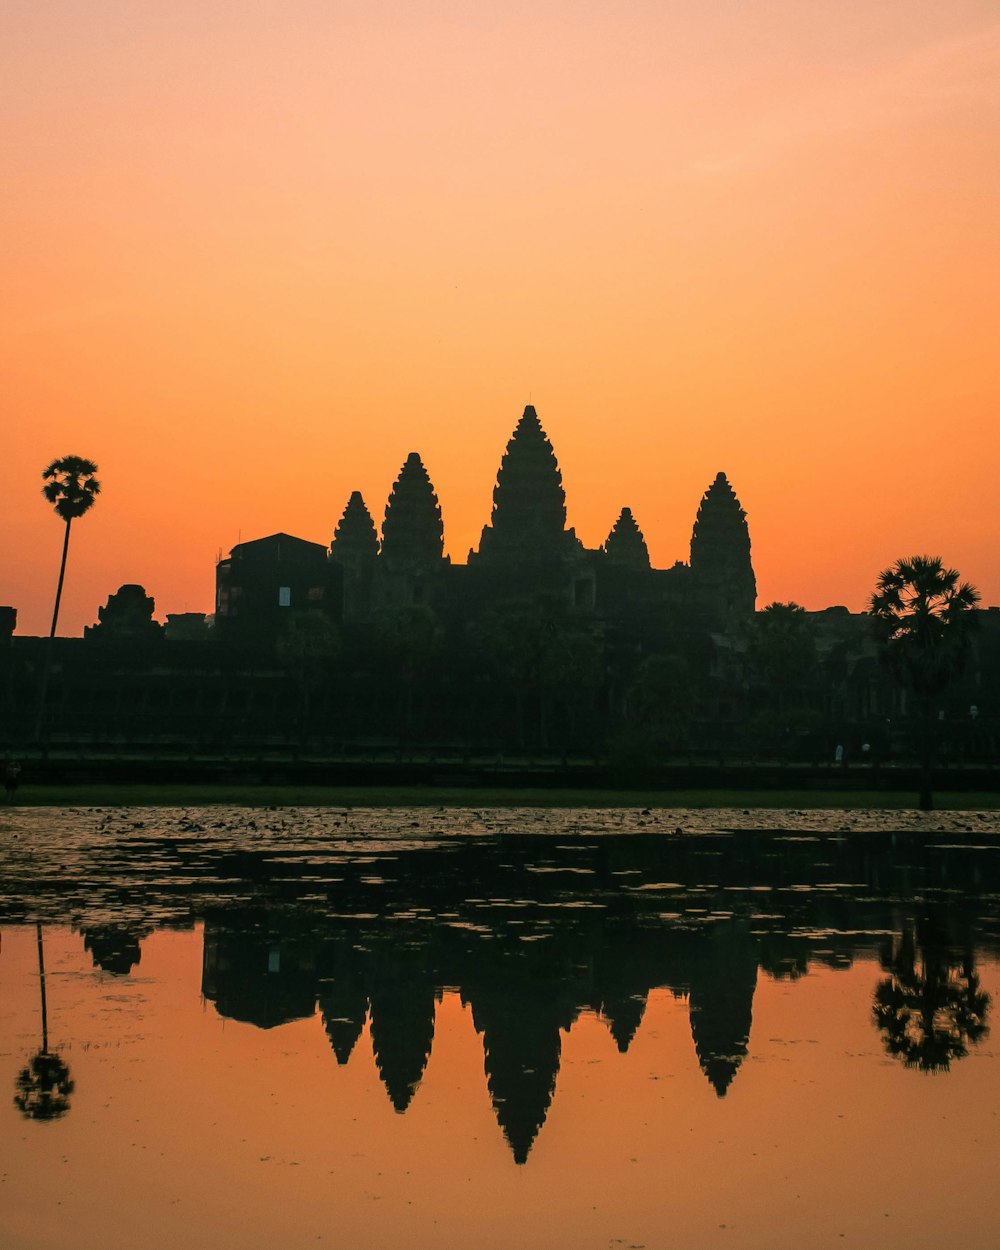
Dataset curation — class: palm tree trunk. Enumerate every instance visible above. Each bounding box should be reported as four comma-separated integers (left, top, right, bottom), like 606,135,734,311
36,922,49,1054
50,518,72,639
33,518,72,742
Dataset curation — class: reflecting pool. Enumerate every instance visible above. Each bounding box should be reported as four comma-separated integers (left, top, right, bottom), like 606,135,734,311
2,807,999,1249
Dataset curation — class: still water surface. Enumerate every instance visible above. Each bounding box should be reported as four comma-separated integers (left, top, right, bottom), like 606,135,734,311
1,806,999,1250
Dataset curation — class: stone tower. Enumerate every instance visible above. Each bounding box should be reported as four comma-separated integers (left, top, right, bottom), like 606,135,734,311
602,507,651,571
380,453,445,573
473,405,579,567
330,491,379,621
689,472,756,622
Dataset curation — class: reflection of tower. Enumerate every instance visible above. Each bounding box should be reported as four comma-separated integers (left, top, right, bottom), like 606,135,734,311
369,967,437,1113
318,974,369,1066
599,989,648,1053
470,985,573,1165
593,928,654,1053
83,925,146,976
687,923,759,1097
689,472,756,623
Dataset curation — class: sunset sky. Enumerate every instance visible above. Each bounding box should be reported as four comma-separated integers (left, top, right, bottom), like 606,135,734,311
3,0,998,635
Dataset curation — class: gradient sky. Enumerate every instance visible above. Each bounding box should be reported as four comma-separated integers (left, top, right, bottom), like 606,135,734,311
3,1,998,634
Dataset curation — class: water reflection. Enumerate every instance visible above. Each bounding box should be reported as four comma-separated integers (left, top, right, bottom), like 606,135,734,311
2,811,1000,1164
13,923,75,1121
1,810,1000,1150
874,918,991,1072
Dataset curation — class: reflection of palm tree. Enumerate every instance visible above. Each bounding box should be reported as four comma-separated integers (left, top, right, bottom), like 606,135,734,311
873,923,990,1073
14,924,74,1120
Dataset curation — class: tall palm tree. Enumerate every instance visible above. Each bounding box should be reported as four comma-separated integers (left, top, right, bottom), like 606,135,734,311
34,456,101,740
868,556,979,810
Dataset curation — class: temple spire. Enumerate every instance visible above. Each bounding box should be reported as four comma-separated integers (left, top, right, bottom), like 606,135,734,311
330,491,379,564
380,453,445,572
474,406,574,565
690,472,756,620
602,507,651,571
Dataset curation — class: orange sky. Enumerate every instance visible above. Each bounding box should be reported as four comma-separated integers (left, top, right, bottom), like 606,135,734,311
3,1,999,635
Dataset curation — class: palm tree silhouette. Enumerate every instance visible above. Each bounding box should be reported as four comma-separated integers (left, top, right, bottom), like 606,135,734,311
873,922,990,1073
13,924,74,1120
868,555,979,809
34,455,101,741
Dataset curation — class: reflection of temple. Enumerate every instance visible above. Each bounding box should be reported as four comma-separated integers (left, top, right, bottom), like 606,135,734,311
82,925,149,976
687,922,758,1097
201,926,317,1029
369,952,437,1113
15,827,999,1163
190,911,770,1161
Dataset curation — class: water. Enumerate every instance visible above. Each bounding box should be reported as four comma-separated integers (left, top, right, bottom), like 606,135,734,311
2,806,999,1249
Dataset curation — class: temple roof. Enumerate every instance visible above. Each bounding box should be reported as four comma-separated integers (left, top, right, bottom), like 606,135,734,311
381,453,445,571
603,507,651,571
475,406,574,565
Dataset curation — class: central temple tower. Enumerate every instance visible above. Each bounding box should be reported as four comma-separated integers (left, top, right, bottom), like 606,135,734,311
472,405,580,568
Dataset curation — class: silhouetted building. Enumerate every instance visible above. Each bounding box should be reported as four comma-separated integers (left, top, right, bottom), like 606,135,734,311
206,405,754,639
164,612,211,640
329,491,379,622
689,472,757,624
473,405,581,568
603,507,651,571
85,584,162,641
215,533,332,639
377,452,448,609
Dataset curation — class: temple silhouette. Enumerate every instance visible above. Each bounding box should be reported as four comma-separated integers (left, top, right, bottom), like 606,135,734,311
3,402,998,766
214,405,756,637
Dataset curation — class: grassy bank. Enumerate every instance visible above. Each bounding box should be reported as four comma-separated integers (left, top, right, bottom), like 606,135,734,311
6,784,1000,809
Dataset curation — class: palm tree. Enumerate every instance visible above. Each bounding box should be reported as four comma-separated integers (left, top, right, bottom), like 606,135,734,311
34,456,101,740
868,556,979,810
747,602,817,716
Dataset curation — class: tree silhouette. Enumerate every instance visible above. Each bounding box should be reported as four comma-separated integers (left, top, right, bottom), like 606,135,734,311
868,556,979,809
473,597,600,750
14,924,74,1120
35,455,101,740
276,610,341,743
376,604,444,743
625,653,695,753
748,602,817,714
873,922,990,1073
